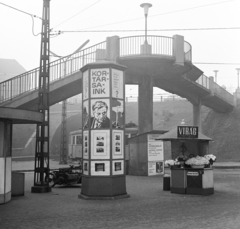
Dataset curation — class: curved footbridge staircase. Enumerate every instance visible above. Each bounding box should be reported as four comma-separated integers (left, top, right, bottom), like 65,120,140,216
0,35,235,123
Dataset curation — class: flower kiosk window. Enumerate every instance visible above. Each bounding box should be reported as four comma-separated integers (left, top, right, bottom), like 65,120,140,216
159,126,215,195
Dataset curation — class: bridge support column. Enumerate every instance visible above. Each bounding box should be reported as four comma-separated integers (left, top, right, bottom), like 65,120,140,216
193,100,202,132
0,121,12,204
138,76,153,134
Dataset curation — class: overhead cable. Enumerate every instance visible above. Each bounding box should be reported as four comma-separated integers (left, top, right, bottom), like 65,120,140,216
54,27,240,33
0,2,42,19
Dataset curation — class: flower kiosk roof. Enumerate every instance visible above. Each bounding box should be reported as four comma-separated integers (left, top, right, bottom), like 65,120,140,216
156,126,212,141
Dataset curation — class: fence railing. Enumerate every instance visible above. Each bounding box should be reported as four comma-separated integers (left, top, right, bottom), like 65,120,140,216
125,94,186,102
0,41,106,103
119,35,192,61
196,74,210,90
196,74,234,105
213,82,234,105
0,35,233,107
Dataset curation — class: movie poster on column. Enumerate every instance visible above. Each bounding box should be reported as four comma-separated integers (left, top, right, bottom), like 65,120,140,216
83,100,89,129
112,100,124,129
91,130,110,159
83,131,89,159
90,99,110,129
90,68,109,98
112,69,123,99
83,70,89,100
112,130,124,159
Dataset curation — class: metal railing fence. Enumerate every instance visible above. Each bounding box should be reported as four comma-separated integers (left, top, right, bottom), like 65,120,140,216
0,35,233,107
0,41,106,103
119,35,192,61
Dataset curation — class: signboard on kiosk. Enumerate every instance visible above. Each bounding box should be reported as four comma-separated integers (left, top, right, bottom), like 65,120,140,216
177,126,198,138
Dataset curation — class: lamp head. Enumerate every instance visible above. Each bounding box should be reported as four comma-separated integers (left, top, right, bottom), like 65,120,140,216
140,3,152,16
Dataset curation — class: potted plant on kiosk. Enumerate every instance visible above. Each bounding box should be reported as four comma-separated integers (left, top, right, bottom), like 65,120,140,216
185,156,209,169
204,154,217,167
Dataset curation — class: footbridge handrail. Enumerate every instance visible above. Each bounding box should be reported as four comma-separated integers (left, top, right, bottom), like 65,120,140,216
0,41,106,103
0,35,234,108
196,74,234,105
119,35,192,61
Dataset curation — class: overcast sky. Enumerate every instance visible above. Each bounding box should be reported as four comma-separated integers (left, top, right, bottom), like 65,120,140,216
1,0,240,95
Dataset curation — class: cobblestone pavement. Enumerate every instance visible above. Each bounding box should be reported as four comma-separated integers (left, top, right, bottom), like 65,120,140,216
1,168,240,229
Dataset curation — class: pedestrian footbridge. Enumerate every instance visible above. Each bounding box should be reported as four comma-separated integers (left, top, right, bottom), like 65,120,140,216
0,35,235,114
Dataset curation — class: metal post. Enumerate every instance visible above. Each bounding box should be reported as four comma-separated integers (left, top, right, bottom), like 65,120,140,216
213,70,218,83
236,68,240,89
32,0,51,193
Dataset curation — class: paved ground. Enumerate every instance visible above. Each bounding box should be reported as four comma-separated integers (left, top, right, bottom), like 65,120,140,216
1,160,240,229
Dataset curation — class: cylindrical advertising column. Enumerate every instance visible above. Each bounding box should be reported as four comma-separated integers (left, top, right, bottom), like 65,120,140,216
79,62,129,199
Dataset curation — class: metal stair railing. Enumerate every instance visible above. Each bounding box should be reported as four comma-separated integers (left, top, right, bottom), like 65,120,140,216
0,35,234,107
119,35,192,61
0,41,106,103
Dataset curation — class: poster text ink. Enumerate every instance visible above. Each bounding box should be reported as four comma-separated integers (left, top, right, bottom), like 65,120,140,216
91,70,109,95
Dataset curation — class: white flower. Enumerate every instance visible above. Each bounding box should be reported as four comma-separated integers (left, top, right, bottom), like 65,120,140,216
204,154,216,162
185,156,209,165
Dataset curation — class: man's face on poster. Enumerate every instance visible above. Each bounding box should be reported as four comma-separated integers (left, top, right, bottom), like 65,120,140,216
94,106,107,123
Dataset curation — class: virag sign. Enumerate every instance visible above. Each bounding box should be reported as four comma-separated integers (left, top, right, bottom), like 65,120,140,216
177,126,198,138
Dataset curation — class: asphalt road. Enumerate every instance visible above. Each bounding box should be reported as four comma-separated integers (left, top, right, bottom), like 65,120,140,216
1,168,240,229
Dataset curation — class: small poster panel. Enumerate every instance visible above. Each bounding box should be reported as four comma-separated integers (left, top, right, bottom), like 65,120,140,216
91,130,110,159
83,131,89,159
83,160,89,175
91,161,110,176
90,68,109,98
83,101,89,129
112,69,123,99
112,130,124,159
112,99,124,129
148,134,164,161
112,160,124,175
148,161,163,176
90,99,110,129
83,70,89,100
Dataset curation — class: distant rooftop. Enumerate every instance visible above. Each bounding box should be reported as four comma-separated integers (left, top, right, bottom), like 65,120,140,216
0,58,26,82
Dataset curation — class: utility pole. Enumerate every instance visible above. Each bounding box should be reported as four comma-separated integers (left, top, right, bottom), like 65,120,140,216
32,0,51,193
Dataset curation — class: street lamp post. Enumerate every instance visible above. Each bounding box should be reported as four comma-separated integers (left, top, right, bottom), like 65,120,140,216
236,68,240,89
213,70,218,83
50,40,90,164
140,3,152,55
140,3,152,44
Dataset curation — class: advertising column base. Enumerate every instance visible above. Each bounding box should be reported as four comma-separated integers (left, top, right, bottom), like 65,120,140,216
79,176,129,200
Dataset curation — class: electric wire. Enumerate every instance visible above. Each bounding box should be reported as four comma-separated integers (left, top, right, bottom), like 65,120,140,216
77,0,235,30
0,2,42,36
50,0,102,30
0,2,42,19
31,16,42,36
54,27,240,34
